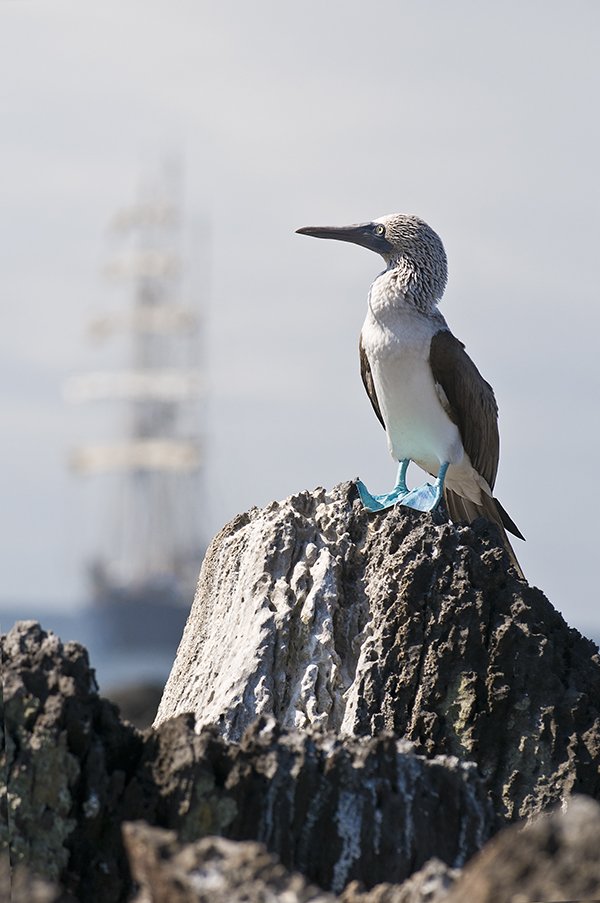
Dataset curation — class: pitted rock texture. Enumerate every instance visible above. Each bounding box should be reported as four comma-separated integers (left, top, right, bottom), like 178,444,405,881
445,795,600,903
123,824,458,903
1,620,142,901
156,481,600,821
2,622,492,900
124,822,335,903
136,715,493,893
155,482,380,738
341,858,458,902
0,856,60,903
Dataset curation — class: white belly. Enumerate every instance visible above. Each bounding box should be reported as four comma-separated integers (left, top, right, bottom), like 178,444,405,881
360,276,490,505
361,305,464,476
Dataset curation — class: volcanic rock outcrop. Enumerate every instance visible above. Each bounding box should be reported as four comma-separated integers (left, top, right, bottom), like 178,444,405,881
157,481,600,821
3,480,600,901
1,621,492,900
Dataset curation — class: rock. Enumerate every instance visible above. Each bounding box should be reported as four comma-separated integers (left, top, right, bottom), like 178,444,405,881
5,481,600,900
0,855,60,903
135,715,493,893
1,621,143,902
389,859,457,903
445,795,600,903
341,858,458,902
122,826,458,903
155,482,600,821
123,821,335,902
2,622,492,898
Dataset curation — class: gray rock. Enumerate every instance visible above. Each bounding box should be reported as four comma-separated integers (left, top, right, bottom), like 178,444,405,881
0,855,60,903
138,715,493,893
1,621,143,902
5,481,600,901
2,621,492,898
445,795,600,903
122,826,458,903
123,821,335,903
155,482,600,821
341,858,458,902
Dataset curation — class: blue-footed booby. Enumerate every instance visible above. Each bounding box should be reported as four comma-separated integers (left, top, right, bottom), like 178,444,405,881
296,214,524,575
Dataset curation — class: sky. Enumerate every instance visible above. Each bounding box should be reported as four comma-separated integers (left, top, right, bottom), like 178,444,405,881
2,1,599,635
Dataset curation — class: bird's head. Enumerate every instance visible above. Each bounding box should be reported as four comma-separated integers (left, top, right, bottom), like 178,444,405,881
296,213,448,309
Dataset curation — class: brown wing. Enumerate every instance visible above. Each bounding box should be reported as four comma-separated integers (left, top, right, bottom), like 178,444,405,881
429,329,499,490
359,336,385,429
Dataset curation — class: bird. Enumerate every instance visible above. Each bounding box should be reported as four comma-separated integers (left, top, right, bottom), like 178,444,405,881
296,214,524,576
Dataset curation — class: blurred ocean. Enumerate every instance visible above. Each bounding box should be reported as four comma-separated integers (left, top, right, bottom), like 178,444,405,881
0,604,179,694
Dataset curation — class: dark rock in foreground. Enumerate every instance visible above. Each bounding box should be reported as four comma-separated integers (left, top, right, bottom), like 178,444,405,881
4,481,600,901
446,795,600,903
341,858,458,902
123,824,458,903
123,822,335,903
1,621,492,900
137,714,492,893
156,482,600,821
0,854,60,903
1,621,142,900
122,798,600,903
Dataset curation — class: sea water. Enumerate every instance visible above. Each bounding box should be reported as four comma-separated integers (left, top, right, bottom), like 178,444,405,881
0,604,176,693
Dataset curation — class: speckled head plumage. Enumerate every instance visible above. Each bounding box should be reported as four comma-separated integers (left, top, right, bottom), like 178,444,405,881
373,213,448,310
296,213,448,311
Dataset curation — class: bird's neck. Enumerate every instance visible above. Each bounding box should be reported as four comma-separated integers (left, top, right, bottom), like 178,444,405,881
370,260,442,319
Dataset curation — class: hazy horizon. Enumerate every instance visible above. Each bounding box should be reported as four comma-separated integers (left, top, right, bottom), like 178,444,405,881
2,2,599,636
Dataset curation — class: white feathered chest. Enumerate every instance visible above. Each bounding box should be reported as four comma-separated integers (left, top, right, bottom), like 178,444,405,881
360,271,464,472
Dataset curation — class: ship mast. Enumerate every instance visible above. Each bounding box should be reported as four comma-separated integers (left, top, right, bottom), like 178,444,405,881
66,165,204,597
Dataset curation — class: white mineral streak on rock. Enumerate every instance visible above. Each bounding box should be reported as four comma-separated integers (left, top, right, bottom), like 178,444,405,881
332,789,364,893
339,626,376,736
155,484,372,737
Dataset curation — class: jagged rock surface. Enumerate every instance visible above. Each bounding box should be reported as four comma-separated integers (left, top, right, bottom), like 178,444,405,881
5,483,600,901
156,481,600,821
0,856,60,903
2,622,492,900
123,824,458,903
1,620,142,901
134,714,492,893
445,795,600,903
124,800,600,903
341,859,458,903
123,822,335,903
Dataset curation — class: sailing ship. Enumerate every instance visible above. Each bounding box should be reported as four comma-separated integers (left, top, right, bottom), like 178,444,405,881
65,168,205,648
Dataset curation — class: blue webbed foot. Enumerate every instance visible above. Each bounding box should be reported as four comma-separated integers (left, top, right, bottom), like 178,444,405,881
357,480,405,511
358,461,450,514
399,462,449,512
357,460,410,512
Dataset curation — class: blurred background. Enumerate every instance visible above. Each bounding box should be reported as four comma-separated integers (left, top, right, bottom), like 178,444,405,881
2,2,599,724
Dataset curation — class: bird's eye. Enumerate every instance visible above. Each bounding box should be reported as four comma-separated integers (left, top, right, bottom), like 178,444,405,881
374,224,385,236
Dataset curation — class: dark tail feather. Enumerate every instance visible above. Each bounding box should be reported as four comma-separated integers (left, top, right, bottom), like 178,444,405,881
494,497,525,541
444,487,525,580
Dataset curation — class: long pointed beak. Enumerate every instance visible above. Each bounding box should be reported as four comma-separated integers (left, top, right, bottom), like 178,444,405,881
296,222,392,255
